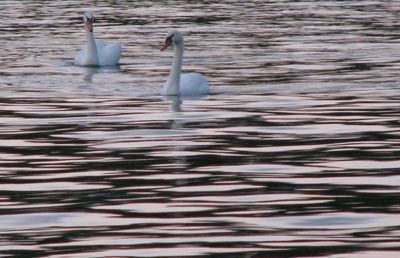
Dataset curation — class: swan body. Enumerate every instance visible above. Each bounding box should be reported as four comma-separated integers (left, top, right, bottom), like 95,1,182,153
74,12,121,66
162,73,209,96
161,30,209,96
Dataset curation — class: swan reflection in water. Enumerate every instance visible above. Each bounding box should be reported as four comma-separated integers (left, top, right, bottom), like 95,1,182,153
163,94,209,112
82,65,121,83
164,95,182,112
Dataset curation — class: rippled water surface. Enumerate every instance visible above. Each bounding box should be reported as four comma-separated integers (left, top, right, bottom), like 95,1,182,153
1,1,400,257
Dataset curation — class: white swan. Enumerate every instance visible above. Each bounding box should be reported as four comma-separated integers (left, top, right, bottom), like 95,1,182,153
74,12,121,66
161,30,209,96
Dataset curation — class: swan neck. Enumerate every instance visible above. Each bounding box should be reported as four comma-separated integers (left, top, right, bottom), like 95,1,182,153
85,30,99,66
166,41,184,95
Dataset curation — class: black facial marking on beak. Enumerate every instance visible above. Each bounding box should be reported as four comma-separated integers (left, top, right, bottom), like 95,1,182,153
86,16,94,23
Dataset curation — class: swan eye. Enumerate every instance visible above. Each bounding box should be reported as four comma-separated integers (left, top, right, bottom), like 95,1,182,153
167,34,174,44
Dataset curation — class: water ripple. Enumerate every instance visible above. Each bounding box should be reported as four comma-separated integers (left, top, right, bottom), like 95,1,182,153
1,1,400,257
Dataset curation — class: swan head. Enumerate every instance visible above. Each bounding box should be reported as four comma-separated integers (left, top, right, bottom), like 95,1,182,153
161,30,183,51
83,11,95,32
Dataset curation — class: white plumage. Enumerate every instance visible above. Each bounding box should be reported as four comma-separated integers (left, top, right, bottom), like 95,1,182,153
162,72,209,96
161,30,209,96
74,12,121,67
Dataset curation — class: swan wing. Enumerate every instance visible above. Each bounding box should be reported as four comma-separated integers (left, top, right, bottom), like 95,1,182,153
95,39,106,51
180,73,209,96
99,42,121,66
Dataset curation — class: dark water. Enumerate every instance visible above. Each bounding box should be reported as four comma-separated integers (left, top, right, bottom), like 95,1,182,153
1,1,400,257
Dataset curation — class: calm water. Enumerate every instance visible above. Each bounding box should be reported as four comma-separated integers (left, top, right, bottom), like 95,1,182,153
1,1,400,257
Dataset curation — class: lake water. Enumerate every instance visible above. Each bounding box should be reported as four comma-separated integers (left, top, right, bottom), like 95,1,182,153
1,1,400,257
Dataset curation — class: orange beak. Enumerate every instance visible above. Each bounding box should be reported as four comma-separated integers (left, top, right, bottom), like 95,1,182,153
161,39,170,51
86,21,93,32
